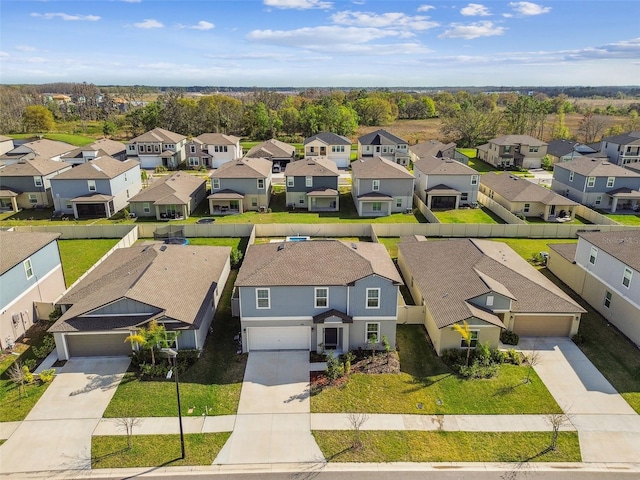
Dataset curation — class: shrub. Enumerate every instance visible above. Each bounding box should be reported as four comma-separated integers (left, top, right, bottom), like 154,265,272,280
507,348,523,365
343,351,356,376
33,334,55,359
23,358,36,372
474,342,492,366
500,330,520,346
22,365,34,384
38,369,55,383
458,359,500,379
491,348,509,364
230,248,244,269
140,362,171,378
154,166,168,174
49,306,62,321
441,348,467,369
325,352,344,382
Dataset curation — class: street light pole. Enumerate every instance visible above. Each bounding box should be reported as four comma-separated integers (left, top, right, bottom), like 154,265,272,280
164,348,185,459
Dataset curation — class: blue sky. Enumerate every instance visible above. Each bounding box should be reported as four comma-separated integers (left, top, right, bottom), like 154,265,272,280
1,0,639,87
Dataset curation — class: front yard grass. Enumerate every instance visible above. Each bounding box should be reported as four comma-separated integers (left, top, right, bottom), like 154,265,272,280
310,325,561,415
313,431,580,463
91,433,230,468
103,271,246,418
434,207,504,224
58,239,120,287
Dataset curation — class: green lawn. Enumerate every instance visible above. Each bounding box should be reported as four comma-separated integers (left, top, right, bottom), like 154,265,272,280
58,239,120,287
456,148,477,158
525,215,590,225
8,133,96,146
103,271,246,418
490,238,578,263
310,325,561,415
603,214,640,225
376,237,401,259
468,158,499,173
91,433,230,468
434,207,504,224
314,431,580,463
184,237,246,251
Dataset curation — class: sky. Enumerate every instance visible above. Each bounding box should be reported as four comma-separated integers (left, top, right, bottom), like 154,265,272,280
1,0,639,87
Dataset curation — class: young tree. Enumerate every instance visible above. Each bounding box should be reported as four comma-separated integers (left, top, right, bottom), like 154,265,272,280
116,416,142,450
9,362,32,398
546,411,573,451
524,341,541,384
452,320,473,366
125,320,167,366
23,105,55,133
347,413,369,450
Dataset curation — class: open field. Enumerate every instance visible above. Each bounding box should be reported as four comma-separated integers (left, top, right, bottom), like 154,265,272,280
7,133,96,146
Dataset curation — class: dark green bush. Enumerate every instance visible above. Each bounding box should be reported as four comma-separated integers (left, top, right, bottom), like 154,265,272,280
500,330,520,345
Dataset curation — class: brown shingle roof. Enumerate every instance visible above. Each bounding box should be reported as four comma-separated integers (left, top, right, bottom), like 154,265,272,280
0,231,60,275
577,230,640,272
410,140,457,159
548,243,578,262
60,139,126,159
554,158,640,178
414,155,478,176
211,157,272,179
351,156,414,179
236,240,402,287
490,135,547,146
196,133,240,145
245,139,295,159
21,139,75,159
0,159,72,176
129,128,186,144
481,172,577,206
129,172,204,204
284,157,339,176
53,156,138,180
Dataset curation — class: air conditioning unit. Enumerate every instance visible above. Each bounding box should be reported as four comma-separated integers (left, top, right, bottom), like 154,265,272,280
259,206,267,213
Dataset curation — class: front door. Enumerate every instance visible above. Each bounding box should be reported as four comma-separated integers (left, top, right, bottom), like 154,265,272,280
550,205,556,216
324,328,338,349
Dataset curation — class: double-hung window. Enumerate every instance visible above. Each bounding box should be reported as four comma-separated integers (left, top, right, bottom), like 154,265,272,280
604,291,612,308
366,288,380,308
314,288,328,308
212,178,220,190
257,178,265,190
569,171,574,182
305,176,313,187
622,267,633,288
256,289,270,309
365,323,380,343
523,203,530,213
471,175,478,185
589,246,598,265
372,180,380,191
606,177,615,188
287,176,294,188
88,180,96,192
587,176,596,188
34,176,43,187
24,258,34,280
461,330,479,348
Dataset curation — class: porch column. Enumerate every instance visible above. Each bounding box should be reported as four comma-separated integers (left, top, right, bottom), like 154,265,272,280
611,197,618,213
11,197,18,212
155,205,161,220
454,194,460,210
72,204,79,219
426,194,432,209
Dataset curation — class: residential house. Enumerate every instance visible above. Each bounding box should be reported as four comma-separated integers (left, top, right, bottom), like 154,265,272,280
195,133,242,169
413,155,479,209
284,158,340,211
357,129,410,166
0,159,73,210
545,139,600,164
50,156,141,219
398,238,585,356
480,171,578,221
59,138,127,165
547,230,640,346
303,132,351,169
50,243,231,359
125,128,187,169
0,135,14,156
245,138,296,172
551,158,640,212
409,140,468,164
0,231,66,350
208,157,273,214
0,139,75,165
350,156,414,216
128,171,206,220
599,131,640,167
183,138,210,169
476,135,548,169
234,240,403,353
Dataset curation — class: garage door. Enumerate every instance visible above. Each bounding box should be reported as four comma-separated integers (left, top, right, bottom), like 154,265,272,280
246,326,310,351
66,333,132,357
512,315,573,337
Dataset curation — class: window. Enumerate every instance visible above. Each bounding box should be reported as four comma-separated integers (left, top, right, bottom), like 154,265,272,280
589,246,598,265
126,189,129,198
163,331,178,348
257,178,265,189
486,295,494,307
607,177,615,188
212,178,220,189
28,194,37,204
569,171,574,182
65,201,72,209
34,176,43,187
138,145,144,153
595,195,602,205
251,197,258,207
154,144,160,153
190,145,196,154
287,176,294,187
366,288,380,309
395,198,403,208
471,175,478,185
461,330,479,348
143,203,150,213
256,289,270,309
623,267,633,288
305,176,313,187
88,180,96,191
587,176,596,188
332,145,345,153
604,291,612,309
372,180,380,191
461,192,468,202
372,202,382,212
529,146,539,153
188,157,199,166
366,323,380,343
299,194,305,204
504,146,512,153
315,288,328,308
24,258,33,280
523,203,530,213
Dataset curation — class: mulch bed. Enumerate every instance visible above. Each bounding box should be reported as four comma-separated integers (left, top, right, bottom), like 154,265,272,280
311,352,400,390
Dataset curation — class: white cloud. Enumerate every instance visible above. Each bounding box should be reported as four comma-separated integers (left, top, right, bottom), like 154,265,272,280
439,21,506,39
508,2,551,16
15,45,37,52
263,0,332,9
180,20,215,30
331,11,438,31
417,5,435,12
460,4,491,16
0,52,9,59
31,12,100,21
563,37,640,61
133,19,164,29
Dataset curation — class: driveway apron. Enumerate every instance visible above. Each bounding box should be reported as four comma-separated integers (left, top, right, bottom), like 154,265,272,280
214,351,324,465
518,337,640,463
0,357,130,474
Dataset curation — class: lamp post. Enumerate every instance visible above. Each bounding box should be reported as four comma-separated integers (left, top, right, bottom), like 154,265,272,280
162,348,185,459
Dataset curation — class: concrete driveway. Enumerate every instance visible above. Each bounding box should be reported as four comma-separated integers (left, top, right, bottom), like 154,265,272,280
214,351,324,465
518,337,640,462
0,356,130,474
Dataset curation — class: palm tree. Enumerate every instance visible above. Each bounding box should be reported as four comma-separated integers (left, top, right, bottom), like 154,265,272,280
125,320,167,366
452,320,473,366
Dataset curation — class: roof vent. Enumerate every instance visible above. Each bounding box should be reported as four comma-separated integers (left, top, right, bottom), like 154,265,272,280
351,242,357,249
277,243,285,251
160,245,167,252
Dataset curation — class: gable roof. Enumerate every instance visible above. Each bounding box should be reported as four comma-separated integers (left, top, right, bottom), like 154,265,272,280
398,238,585,329
60,138,126,160
129,171,205,204
211,157,272,179
245,138,295,159
0,158,72,177
50,244,231,332
489,135,547,146
358,129,407,146
410,140,457,159
577,230,640,272
236,240,402,287
546,139,597,157
481,172,577,206
129,128,186,144
554,158,640,178
414,155,478,176
351,156,414,179
303,132,351,146
53,156,138,180
284,157,339,176
600,131,640,146
0,231,60,276
196,133,240,145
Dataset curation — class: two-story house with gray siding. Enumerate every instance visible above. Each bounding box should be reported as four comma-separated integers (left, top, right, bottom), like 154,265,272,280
0,231,66,350
413,155,479,209
357,129,410,166
599,131,640,167
50,244,231,359
284,158,340,211
350,156,414,216
303,132,352,169
196,133,242,169
126,128,187,169
409,140,460,164
208,157,273,214
551,158,640,212
477,135,548,169
0,159,73,211
50,156,141,219
548,230,640,346
235,240,403,353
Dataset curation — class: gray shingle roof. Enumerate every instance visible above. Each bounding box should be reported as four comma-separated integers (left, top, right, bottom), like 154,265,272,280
196,133,240,145
489,135,547,146
409,140,457,159
129,128,186,144
60,139,126,159
303,132,351,146
554,158,640,178
351,156,414,179
577,230,640,272
481,172,577,206
600,131,640,145
53,156,138,180
0,231,60,276
414,155,477,176
236,240,402,287
284,158,339,176
358,129,407,146
0,159,72,177
211,157,272,179
245,139,295,159
129,172,205,204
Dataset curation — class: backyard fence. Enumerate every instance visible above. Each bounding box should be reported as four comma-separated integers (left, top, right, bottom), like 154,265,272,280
477,192,527,225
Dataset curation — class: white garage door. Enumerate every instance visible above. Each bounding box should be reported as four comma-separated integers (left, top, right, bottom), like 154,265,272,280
247,326,310,351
